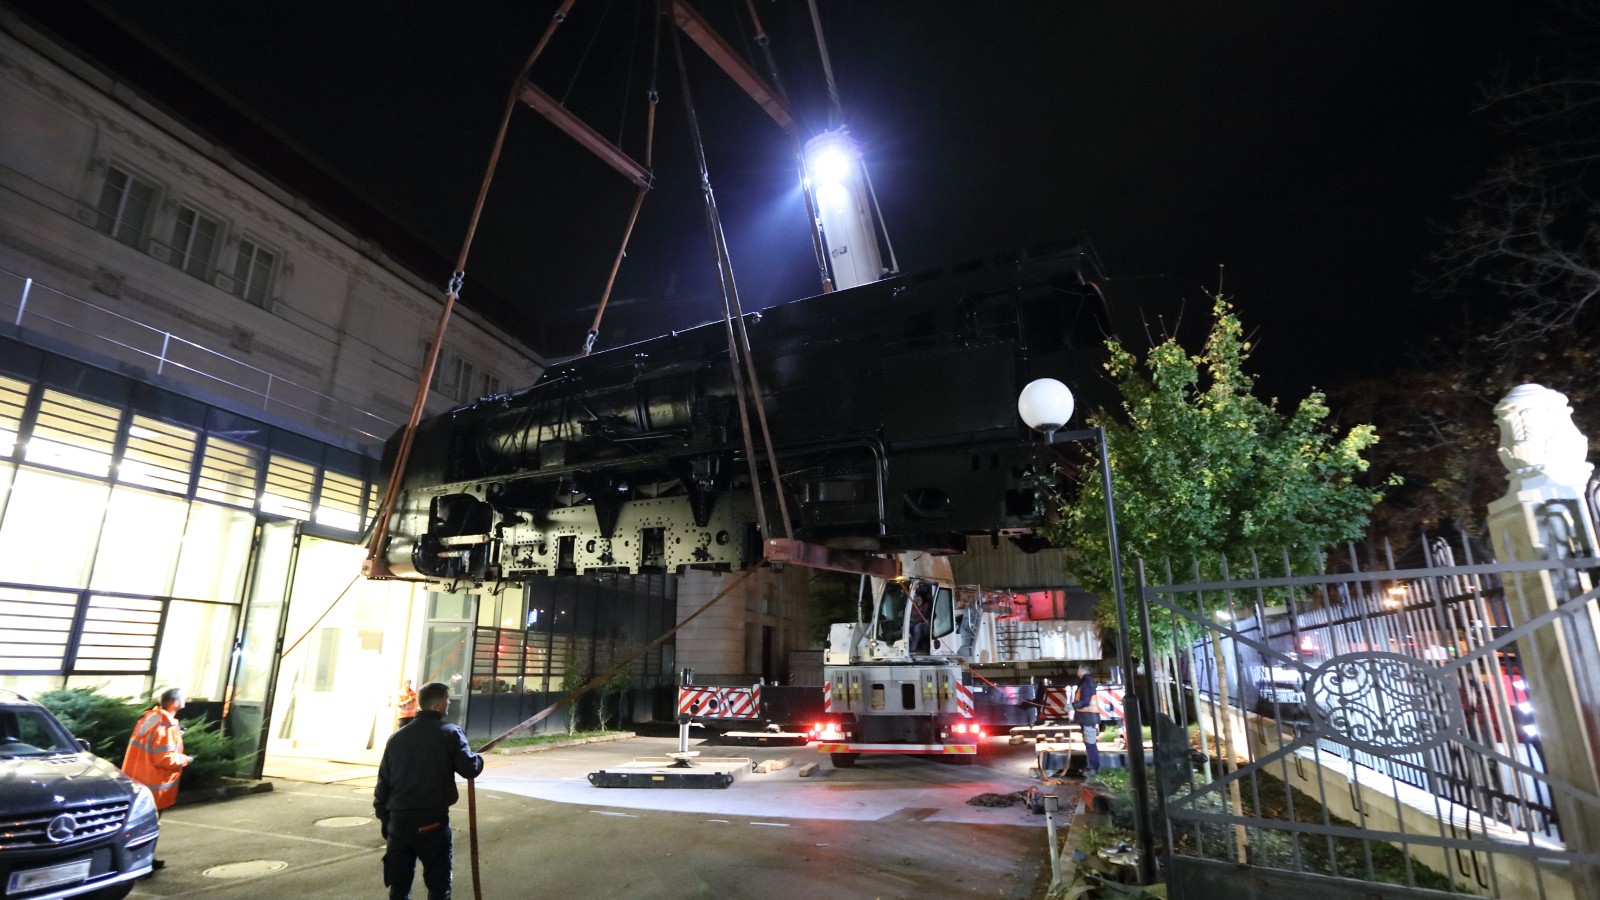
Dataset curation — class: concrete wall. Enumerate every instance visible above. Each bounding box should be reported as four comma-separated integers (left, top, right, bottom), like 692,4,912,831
675,566,813,683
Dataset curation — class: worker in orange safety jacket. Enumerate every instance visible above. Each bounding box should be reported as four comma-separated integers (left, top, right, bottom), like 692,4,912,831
122,687,193,870
397,679,419,729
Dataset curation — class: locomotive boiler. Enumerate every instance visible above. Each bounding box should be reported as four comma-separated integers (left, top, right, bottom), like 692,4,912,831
372,240,1115,590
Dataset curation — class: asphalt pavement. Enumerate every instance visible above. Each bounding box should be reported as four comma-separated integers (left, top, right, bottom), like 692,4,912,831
127,734,1062,898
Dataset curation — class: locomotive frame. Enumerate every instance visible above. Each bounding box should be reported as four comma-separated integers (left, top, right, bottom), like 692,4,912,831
372,240,1115,590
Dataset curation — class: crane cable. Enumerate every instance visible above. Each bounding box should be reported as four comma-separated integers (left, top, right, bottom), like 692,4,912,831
805,0,844,128
364,0,578,578
667,10,793,541
582,3,664,355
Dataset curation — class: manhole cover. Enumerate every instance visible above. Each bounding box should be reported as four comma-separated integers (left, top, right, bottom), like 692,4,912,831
315,816,373,828
202,860,289,879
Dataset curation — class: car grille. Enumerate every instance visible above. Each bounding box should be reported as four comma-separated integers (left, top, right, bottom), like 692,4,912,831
0,800,131,850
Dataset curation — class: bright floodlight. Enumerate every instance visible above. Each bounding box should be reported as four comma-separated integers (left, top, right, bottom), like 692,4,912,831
1018,378,1075,433
804,129,857,187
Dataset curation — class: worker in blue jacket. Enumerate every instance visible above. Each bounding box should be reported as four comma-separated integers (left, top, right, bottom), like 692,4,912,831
374,681,484,900
1073,664,1100,775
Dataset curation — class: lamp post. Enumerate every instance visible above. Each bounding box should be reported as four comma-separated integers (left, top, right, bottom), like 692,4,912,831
1018,378,1157,886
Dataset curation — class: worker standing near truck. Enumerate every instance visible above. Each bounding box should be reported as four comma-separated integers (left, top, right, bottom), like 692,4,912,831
1073,664,1100,775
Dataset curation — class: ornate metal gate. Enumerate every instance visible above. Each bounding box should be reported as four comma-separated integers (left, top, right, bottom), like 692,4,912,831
1134,535,1600,900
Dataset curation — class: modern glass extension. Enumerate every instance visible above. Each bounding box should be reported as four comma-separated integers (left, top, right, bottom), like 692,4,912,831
0,337,428,773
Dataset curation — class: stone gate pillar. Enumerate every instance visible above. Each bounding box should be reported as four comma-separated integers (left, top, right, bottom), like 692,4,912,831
1486,384,1600,896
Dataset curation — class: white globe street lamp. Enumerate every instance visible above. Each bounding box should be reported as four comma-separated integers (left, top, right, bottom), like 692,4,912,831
1016,377,1152,878
1017,378,1076,434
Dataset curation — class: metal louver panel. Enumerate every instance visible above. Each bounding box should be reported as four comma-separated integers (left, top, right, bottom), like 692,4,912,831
0,587,74,673
195,437,261,508
315,470,365,530
74,595,162,672
25,389,119,476
260,454,314,520
0,374,27,458
118,416,198,493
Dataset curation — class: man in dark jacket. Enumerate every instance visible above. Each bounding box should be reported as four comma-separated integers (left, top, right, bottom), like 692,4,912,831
374,681,484,900
1073,664,1100,775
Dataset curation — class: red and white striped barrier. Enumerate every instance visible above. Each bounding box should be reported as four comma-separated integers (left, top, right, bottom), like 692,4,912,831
1097,685,1125,721
676,685,761,719
1039,684,1125,722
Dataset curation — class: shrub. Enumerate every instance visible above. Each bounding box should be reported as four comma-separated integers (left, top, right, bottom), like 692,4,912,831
178,718,241,791
34,686,142,762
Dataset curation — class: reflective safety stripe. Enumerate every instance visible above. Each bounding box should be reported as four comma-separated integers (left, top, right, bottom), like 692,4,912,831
955,681,974,718
1042,687,1072,719
1097,686,1125,720
676,686,761,719
1040,684,1125,720
817,742,976,754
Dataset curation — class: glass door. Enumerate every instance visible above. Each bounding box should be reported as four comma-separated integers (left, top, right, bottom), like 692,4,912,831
226,520,297,778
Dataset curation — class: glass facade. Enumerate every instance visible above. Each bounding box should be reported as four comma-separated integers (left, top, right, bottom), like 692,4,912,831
0,339,383,773
0,337,691,755
465,574,677,738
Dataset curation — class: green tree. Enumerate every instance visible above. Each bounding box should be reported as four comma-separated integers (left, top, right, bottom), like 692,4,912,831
1045,296,1388,642
561,668,587,737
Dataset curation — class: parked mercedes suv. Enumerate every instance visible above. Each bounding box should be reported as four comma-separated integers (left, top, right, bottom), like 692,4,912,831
0,691,159,900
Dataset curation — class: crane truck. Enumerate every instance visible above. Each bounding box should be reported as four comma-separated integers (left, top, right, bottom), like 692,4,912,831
806,552,1110,766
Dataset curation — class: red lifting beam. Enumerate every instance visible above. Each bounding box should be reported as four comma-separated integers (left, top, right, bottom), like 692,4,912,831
517,82,652,188
670,0,795,132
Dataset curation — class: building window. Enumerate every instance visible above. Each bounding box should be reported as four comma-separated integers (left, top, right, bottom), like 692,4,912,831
480,371,503,398
94,164,158,247
428,348,477,403
453,357,476,401
230,239,277,307
170,204,222,278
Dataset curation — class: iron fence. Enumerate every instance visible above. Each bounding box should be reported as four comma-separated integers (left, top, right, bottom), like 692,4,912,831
1138,535,1600,899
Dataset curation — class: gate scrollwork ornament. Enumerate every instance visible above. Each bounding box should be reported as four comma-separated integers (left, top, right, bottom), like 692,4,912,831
1305,652,1464,754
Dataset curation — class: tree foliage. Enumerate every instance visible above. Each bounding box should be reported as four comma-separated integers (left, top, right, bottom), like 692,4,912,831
1334,329,1600,550
1363,1,1600,548
1044,297,1388,633
1433,2,1600,352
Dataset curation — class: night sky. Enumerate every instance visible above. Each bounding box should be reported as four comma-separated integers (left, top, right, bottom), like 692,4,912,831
12,1,1540,402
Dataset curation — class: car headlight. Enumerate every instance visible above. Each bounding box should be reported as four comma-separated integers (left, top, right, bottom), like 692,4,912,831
128,783,157,824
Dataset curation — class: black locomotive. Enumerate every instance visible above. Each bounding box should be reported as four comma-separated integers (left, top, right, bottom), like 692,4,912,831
374,239,1116,588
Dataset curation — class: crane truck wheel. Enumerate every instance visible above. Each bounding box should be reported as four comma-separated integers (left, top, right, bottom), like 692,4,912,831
830,753,859,768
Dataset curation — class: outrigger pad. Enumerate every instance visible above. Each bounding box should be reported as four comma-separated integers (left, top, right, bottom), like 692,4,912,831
587,769,736,789
718,731,809,747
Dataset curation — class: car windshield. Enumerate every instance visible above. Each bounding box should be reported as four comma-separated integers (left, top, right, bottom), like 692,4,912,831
0,707,80,757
